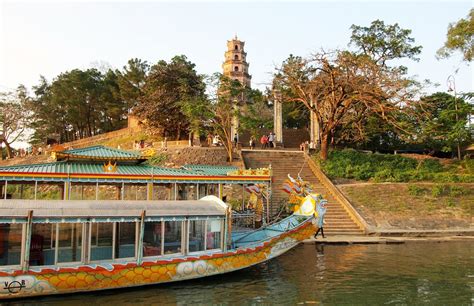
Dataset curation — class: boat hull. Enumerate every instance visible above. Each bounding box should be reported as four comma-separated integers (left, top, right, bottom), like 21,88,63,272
0,220,315,300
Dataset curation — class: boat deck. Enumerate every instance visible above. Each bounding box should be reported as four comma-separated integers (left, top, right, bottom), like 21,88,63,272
231,215,311,249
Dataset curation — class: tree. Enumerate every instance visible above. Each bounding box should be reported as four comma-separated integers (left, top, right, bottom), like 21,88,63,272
238,88,273,137
350,19,422,66
0,86,31,158
135,55,206,140
437,9,474,62
274,50,420,160
282,101,309,129
30,69,127,144
116,58,149,111
205,74,247,162
414,92,473,156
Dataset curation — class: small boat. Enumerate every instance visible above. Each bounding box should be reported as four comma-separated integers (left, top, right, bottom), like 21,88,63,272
0,196,316,299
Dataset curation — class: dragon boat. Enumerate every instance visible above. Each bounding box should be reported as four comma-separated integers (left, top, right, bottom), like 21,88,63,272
0,146,323,299
0,196,317,299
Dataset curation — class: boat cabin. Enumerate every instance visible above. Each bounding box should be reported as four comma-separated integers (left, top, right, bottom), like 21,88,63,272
0,146,271,206
0,198,228,271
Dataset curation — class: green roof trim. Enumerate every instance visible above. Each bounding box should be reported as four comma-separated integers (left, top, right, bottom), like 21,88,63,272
58,145,142,160
0,147,271,184
0,161,199,176
182,165,239,176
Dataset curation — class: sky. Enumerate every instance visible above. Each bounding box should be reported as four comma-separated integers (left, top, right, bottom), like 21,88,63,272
0,0,473,96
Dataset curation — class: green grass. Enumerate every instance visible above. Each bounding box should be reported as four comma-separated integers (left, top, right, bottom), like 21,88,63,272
340,183,473,229
315,149,474,183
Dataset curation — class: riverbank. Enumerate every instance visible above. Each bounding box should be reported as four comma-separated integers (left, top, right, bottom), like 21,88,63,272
337,182,473,231
303,233,474,245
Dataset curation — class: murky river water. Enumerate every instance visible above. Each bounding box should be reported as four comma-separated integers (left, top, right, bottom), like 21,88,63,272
5,242,473,305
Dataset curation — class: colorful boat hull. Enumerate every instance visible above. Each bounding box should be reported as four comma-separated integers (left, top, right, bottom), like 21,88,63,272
0,219,315,299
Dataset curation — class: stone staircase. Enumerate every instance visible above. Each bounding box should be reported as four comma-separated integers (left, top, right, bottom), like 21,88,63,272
242,149,365,235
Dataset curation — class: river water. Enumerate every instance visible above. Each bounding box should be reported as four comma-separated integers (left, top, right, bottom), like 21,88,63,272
7,242,473,305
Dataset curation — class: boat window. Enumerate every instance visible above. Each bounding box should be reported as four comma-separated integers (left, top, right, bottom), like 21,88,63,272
198,184,219,198
90,223,113,261
143,222,163,257
57,223,82,263
115,222,136,259
0,224,23,266
97,183,122,200
123,184,147,201
188,220,205,253
70,183,96,200
163,221,182,255
176,184,197,200
36,183,63,200
29,224,54,266
152,183,174,200
6,183,35,199
206,220,222,250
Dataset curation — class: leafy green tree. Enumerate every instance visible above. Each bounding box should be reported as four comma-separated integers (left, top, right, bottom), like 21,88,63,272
415,92,473,157
206,74,246,162
30,69,127,144
282,101,309,129
238,88,273,137
30,76,61,144
0,86,31,158
437,9,474,62
135,55,206,140
116,58,149,111
350,19,422,67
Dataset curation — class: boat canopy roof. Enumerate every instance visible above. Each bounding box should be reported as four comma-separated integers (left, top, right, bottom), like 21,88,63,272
0,197,227,218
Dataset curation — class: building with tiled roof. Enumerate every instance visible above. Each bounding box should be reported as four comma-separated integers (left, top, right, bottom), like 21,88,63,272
0,146,271,201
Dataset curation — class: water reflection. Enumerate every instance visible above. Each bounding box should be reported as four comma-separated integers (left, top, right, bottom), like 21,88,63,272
6,242,473,305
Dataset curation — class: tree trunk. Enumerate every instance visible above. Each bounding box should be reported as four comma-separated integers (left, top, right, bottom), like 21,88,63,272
320,132,329,160
227,140,233,163
3,140,13,159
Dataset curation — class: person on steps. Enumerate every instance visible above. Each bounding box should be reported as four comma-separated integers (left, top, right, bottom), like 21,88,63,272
314,199,328,239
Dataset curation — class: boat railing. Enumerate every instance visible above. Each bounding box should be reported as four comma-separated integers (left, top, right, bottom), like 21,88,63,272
231,214,311,249
231,210,256,230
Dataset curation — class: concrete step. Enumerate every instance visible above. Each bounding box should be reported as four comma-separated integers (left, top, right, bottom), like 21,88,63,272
242,150,365,235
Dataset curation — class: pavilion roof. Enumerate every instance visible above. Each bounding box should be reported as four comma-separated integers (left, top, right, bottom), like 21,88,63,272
0,160,269,184
55,145,144,162
182,164,239,176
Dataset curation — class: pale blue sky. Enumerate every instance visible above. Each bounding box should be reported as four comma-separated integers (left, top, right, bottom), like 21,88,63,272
1,0,473,95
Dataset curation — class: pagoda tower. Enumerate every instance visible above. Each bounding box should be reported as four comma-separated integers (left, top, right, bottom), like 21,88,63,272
222,36,252,87
222,36,251,140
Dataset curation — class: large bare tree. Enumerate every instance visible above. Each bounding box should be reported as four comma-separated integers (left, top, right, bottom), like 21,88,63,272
0,86,31,158
274,50,419,160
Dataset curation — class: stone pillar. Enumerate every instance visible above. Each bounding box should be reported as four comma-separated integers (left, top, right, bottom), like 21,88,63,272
230,103,239,143
309,105,320,146
273,91,283,145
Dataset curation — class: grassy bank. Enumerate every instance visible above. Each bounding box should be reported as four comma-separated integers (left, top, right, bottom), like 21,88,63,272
340,183,473,230
315,149,474,183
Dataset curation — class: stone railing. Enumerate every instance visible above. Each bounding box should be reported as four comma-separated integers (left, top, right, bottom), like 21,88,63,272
153,140,190,148
304,153,372,234
60,127,141,149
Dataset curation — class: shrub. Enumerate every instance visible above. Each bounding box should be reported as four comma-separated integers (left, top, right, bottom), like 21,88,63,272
408,185,426,196
446,199,457,207
373,169,394,182
431,184,449,197
147,153,168,166
449,185,469,197
418,159,444,173
315,149,472,183
461,158,474,174
457,174,474,183
432,173,459,183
